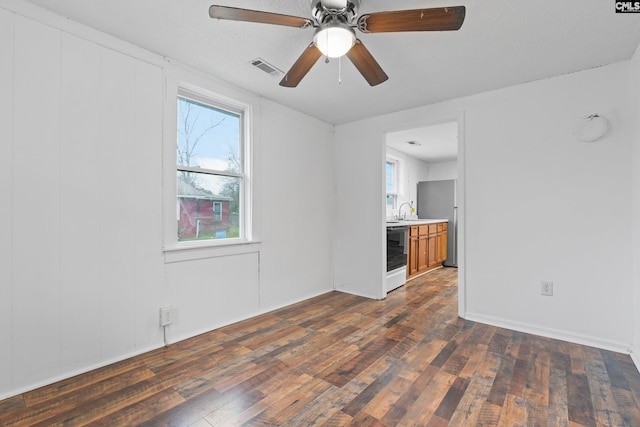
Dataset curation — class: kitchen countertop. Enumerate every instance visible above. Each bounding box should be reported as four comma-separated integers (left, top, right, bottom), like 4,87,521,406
386,219,448,227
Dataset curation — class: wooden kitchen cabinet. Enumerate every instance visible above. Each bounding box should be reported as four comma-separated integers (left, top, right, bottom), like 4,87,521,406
418,225,428,274
439,223,448,263
427,224,439,269
407,221,448,279
408,226,418,276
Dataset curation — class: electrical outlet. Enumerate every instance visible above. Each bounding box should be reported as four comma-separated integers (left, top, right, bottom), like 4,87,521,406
159,306,172,326
541,281,553,296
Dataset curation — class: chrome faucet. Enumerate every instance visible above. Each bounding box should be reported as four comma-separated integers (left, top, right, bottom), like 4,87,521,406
398,202,412,220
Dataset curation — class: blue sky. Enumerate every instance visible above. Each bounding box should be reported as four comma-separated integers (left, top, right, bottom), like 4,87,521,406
177,97,240,173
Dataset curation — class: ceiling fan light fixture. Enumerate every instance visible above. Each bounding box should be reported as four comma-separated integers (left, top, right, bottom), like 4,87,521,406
313,22,356,58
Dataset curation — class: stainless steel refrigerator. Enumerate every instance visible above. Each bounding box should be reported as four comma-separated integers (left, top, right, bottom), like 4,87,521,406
417,179,457,267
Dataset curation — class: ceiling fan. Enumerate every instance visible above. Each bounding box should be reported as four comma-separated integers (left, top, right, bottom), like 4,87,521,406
209,1,465,88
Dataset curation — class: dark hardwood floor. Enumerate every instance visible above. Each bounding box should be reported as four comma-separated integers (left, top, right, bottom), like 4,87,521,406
2,268,640,426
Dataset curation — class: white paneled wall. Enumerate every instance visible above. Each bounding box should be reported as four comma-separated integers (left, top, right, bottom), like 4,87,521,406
13,15,62,388
1,2,334,399
130,59,164,352
333,124,386,300
258,104,333,311
59,32,102,372
631,44,640,365
166,253,260,340
3,13,166,394
0,8,14,395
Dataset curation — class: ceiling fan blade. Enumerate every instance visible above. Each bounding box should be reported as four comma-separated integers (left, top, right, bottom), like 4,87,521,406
346,39,388,86
209,5,313,28
357,6,466,33
279,43,323,87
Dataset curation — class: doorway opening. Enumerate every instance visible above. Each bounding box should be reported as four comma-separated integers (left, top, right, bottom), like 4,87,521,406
384,115,466,317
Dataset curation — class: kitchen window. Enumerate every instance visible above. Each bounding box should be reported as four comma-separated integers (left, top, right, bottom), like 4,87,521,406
386,159,398,209
175,89,247,244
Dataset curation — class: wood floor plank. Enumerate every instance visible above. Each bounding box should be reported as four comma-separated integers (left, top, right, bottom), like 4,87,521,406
321,337,399,388
522,346,550,407
567,372,597,427
610,388,640,427
341,360,402,417
477,401,503,426
548,367,570,427
358,373,412,421
433,375,470,420
0,366,157,426
448,355,500,426
21,355,156,408
583,347,624,427
135,386,226,427
382,365,440,425
497,394,527,427
2,268,640,426
0,395,25,414
486,354,515,407
27,366,191,426
398,370,456,426
85,388,185,426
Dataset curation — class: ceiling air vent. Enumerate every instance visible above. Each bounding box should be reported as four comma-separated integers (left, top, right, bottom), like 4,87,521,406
250,58,283,78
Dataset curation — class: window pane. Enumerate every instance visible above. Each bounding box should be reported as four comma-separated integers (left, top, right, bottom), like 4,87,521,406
386,161,395,192
386,194,395,208
177,171,241,241
177,97,240,173
386,178,394,193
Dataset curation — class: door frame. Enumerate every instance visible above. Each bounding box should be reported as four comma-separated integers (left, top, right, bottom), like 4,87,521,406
382,111,467,318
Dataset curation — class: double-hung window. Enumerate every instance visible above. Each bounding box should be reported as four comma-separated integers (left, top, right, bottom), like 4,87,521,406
176,89,246,243
386,159,398,209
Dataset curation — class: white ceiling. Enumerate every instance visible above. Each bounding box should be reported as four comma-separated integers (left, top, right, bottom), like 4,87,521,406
387,121,458,163
20,0,640,125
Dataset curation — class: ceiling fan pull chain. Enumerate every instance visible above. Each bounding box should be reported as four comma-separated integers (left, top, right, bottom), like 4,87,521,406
339,56,342,84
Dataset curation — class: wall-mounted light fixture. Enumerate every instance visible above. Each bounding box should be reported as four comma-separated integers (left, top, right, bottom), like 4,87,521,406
572,114,608,142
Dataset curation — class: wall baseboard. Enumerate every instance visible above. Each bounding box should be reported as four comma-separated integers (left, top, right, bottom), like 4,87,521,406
334,287,383,300
465,312,632,355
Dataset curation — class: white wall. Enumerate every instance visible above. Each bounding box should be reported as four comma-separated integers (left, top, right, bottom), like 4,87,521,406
427,161,458,181
333,123,386,299
335,61,635,352
385,146,430,219
0,2,333,399
631,44,640,366
252,101,334,311
0,7,14,396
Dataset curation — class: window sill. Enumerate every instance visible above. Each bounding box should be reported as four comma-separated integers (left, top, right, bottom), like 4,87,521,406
164,239,262,263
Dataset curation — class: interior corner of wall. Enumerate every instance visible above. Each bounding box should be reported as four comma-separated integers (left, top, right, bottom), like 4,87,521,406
630,345,640,373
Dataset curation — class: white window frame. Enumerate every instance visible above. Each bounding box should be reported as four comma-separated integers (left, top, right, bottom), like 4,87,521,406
163,75,258,261
176,89,245,242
